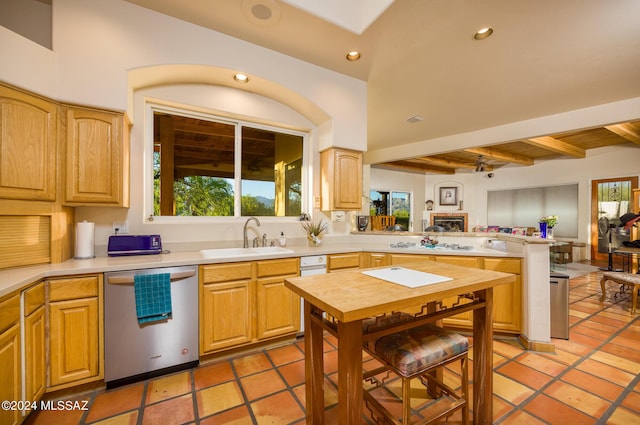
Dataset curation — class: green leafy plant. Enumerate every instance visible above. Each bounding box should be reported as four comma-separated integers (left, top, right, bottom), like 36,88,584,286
540,215,559,227
302,219,328,237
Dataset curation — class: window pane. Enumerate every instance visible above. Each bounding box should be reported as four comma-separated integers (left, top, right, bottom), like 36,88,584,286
240,126,303,217
391,192,411,230
153,112,235,216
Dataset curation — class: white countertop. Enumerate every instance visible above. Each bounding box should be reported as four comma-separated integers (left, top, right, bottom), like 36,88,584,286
0,234,527,298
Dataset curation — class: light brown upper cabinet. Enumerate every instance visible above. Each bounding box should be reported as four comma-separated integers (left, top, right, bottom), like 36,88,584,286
320,148,362,211
63,106,130,207
0,84,57,201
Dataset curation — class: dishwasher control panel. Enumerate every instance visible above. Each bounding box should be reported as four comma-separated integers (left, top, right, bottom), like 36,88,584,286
300,255,327,268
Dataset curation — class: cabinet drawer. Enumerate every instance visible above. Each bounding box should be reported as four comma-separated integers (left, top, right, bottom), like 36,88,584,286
0,293,20,334
482,258,521,274
328,253,361,271
23,282,45,316
390,254,435,265
201,262,253,283
49,276,99,301
435,256,480,268
257,258,299,278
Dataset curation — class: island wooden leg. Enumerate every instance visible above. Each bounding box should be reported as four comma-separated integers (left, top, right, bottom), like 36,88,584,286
336,319,363,425
304,301,325,424
473,287,494,425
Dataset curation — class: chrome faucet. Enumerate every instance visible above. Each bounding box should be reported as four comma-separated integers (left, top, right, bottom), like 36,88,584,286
243,217,261,248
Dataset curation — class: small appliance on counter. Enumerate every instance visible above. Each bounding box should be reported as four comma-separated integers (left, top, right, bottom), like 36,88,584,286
107,235,163,256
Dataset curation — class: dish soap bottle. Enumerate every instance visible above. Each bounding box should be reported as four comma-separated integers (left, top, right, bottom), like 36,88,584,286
279,232,287,247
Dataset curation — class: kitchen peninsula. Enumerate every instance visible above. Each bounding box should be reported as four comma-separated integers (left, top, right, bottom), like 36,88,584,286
0,232,553,347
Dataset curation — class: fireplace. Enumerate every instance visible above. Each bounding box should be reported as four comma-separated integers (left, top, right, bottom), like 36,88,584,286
429,213,468,232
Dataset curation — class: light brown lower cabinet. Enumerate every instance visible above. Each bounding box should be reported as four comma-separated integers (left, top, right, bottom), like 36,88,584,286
200,258,300,356
22,282,46,403
47,275,103,390
381,253,523,334
256,259,299,339
200,276,253,354
0,292,21,425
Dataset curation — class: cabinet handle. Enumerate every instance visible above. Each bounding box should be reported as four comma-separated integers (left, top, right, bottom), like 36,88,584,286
107,270,195,285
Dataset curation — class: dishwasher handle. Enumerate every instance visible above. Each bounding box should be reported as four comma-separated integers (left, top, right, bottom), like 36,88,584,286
107,270,196,285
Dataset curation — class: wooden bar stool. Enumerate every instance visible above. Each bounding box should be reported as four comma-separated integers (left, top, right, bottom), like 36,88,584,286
601,272,640,314
362,323,469,425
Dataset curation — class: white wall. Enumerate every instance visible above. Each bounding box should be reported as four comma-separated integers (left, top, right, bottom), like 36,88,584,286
0,0,367,249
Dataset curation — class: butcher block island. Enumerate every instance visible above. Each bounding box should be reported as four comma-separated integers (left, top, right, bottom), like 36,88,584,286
285,260,516,425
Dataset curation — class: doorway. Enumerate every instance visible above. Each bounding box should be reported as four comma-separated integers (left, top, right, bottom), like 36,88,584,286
590,176,638,263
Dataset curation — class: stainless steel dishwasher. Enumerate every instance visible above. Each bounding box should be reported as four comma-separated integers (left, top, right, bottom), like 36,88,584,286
104,266,199,388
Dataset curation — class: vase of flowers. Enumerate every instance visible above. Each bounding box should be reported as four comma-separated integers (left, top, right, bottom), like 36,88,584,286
539,215,558,239
302,219,328,247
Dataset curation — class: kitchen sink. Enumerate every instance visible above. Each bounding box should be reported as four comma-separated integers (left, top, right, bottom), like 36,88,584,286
200,246,294,258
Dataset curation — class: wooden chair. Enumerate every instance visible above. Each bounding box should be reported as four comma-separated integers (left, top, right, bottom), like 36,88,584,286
362,322,469,425
371,215,396,231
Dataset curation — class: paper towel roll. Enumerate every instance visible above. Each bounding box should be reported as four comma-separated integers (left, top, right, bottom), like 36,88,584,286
75,221,95,259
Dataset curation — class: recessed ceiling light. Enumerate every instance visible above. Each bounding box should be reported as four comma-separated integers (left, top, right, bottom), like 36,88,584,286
406,115,424,124
473,27,494,40
346,51,361,61
241,0,281,26
233,73,250,83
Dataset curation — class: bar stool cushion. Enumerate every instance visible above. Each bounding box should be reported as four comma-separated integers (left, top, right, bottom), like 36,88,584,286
369,324,469,377
602,272,640,286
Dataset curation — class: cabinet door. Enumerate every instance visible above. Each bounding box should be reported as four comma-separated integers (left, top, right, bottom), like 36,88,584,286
200,280,252,354
22,281,46,403
366,253,389,268
321,148,362,210
256,275,300,339
483,258,522,333
438,256,481,327
0,324,21,425
49,297,99,386
0,84,57,201
24,306,46,401
441,257,522,333
64,107,129,206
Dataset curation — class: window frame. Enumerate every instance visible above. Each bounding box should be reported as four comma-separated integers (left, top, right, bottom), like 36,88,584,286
369,189,413,231
144,101,311,223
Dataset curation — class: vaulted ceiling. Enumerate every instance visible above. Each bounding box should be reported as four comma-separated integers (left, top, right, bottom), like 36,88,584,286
125,0,640,174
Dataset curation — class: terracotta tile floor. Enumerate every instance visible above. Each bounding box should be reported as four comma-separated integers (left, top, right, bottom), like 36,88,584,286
25,270,640,424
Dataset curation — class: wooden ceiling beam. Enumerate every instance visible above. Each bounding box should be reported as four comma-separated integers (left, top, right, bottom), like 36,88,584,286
415,156,495,172
525,136,585,158
605,123,640,145
464,147,534,166
414,156,475,169
376,161,455,174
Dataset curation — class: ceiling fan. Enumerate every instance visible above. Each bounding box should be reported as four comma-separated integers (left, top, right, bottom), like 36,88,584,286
474,155,487,172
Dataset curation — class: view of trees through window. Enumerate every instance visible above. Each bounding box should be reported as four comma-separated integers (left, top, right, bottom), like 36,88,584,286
152,110,304,217
370,190,411,230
